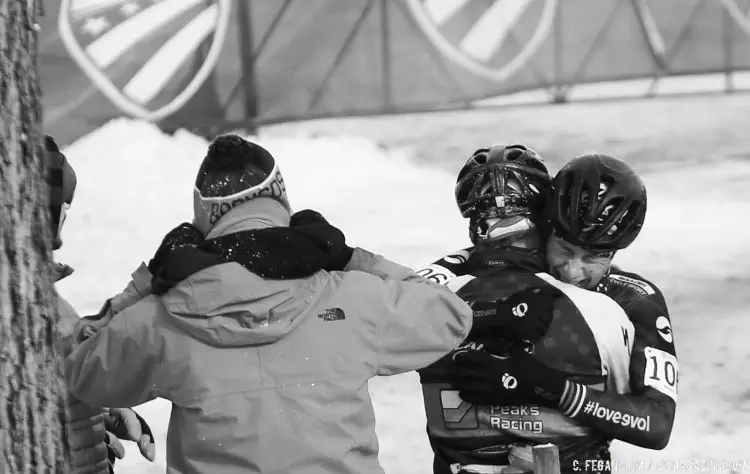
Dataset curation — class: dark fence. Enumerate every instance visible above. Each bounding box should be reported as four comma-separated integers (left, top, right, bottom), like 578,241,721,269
40,0,750,143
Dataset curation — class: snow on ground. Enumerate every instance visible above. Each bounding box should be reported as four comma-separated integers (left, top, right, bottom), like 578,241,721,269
55,93,750,474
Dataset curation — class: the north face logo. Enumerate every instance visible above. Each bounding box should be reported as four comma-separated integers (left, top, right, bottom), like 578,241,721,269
318,308,346,322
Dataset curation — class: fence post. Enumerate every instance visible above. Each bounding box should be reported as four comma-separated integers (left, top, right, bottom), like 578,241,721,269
722,2,735,93
380,0,393,110
552,0,566,103
237,0,259,134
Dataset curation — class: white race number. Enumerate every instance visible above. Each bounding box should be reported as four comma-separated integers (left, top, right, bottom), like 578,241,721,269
644,346,679,402
415,264,456,286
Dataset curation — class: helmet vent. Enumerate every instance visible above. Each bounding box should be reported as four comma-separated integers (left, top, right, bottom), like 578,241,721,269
506,149,525,161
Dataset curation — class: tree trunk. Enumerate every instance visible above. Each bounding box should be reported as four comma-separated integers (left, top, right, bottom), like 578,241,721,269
0,1,69,473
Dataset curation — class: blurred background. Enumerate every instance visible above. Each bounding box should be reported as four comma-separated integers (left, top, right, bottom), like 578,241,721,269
44,1,750,473
41,0,750,144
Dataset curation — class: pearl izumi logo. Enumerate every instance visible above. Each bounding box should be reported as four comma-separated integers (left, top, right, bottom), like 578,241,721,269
501,373,518,390
512,302,528,317
583,401,651,432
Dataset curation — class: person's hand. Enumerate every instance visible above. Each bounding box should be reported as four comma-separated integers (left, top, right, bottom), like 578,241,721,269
71,309,114,345
466,287,556,350
290,209,330,226
452,347,567,408
290,209,353,270
104,408,156,462
149,223,204,274
104,431,125,472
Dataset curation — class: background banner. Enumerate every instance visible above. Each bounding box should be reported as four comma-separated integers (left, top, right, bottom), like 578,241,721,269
39,0,750,143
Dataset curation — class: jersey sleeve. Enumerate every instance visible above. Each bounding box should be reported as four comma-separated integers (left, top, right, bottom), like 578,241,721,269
414,248,471,286
559,291,678,449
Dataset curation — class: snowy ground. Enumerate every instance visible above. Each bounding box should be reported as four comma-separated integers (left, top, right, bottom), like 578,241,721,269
54,92,750,473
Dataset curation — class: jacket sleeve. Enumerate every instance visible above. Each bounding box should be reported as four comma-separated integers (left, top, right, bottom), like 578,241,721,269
108,262,154,314
64,297,165,409
53,297,111,473
344,269,473,377
559,297,677,449
345,247,426,282
346,247,471,285
55,294,81,356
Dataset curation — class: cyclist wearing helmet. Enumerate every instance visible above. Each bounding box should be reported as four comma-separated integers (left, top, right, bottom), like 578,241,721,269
416,146,636,474
548,154,677,450
455,154,677,462
546,153,648,288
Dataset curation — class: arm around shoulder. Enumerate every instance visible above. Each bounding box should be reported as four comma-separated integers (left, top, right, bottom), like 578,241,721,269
108,262,154,314
342,271,472,377
559,294,677,450
344,248,426,282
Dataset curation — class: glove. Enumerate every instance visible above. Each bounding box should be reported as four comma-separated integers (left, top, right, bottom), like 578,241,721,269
149,222,204,274
466,287,556,349
72,306,115,344
290,209,354,270
452,347,567,408
290,209,330,226
104,408,156,462
105,431,125,473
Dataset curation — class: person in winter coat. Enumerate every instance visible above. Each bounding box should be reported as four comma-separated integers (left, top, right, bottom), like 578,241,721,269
63,134,477,474
45,135,156,473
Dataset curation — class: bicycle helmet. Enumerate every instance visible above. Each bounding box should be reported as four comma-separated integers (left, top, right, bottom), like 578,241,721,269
549,153,647,251
455,144,550,221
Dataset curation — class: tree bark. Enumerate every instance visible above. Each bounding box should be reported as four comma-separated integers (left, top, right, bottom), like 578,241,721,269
0,1,69,472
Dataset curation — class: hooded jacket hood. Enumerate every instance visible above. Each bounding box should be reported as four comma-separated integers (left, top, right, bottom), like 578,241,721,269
160,262,311,347
160,197,313,347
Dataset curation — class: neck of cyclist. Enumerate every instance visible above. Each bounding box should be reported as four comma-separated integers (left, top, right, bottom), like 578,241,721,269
474,215,541,250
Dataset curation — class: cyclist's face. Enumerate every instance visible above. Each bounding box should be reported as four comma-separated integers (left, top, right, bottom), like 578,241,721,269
546,234,614,289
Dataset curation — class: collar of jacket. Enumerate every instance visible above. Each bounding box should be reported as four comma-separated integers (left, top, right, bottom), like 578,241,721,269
206,197,291,239
468,240,547,274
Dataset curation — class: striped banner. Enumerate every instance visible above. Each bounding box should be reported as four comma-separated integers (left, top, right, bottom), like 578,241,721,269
59,0,232,121
720,0,750,37
404,0,558,82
